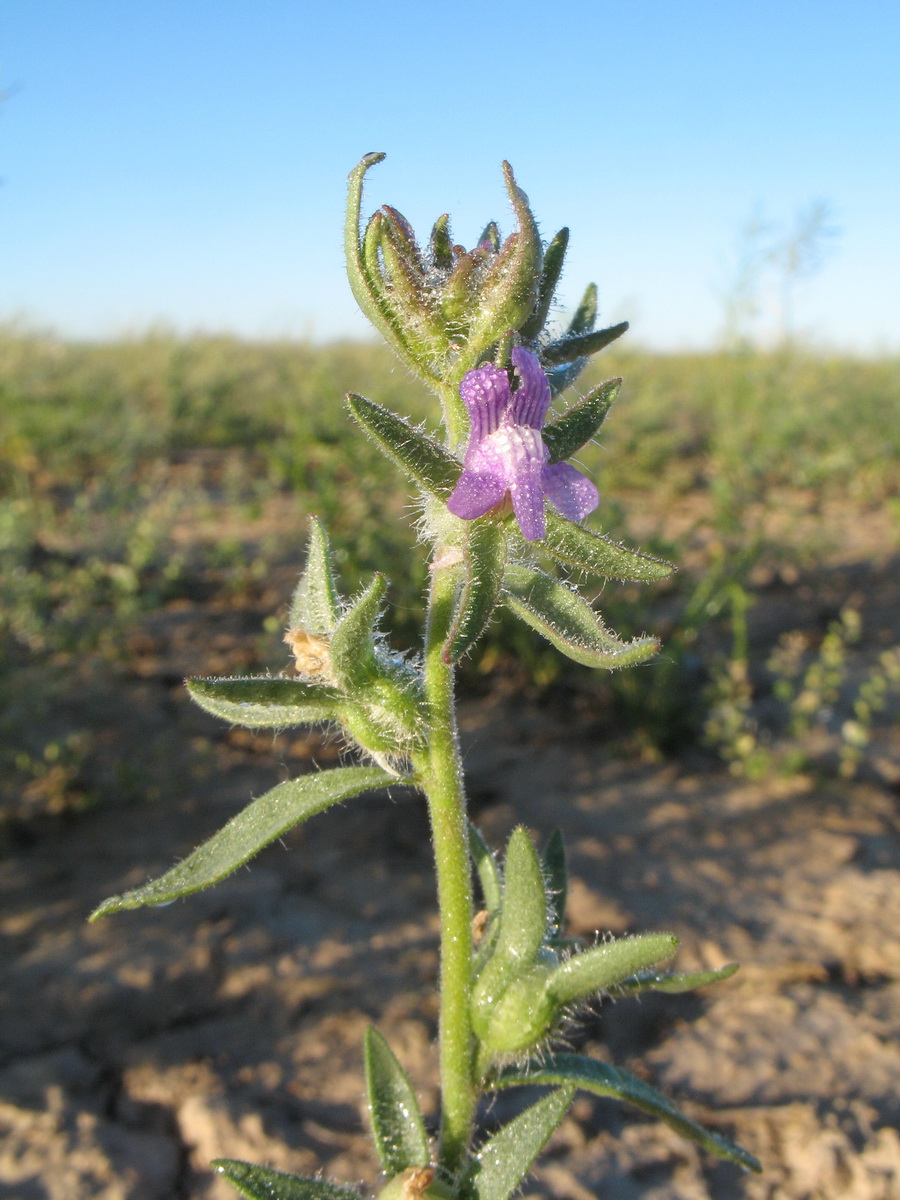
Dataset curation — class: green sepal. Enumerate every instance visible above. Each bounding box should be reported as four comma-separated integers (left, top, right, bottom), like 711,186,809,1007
546,933,678,1005
519,227,569,341
468,821,502,914
443,522,507,663
346,394,460,499
213,1160,363,1200
615,961,740,998
379,214,448,352
537,510,675,582
187,676,341,728
472,828,548,1033
457,163,542,375
542,378,620,464
344,153,388,330
458,1086,576,1200
566,282,598,336
429,213,453,270
330,574,389,691
364,1027,430,1175
541,829,567,934
502,564,660,670
88,766,395,920
289,517,343,635
478,220,501,253
491,1055,761,1173
541,320,630,368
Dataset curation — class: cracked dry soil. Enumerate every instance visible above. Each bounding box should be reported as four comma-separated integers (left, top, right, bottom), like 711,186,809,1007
3,560,900,1200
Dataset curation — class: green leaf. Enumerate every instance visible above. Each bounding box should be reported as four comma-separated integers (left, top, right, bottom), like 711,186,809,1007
89,766,395,920
330,574,389,691
502,564,660,670
289,517,343,635
187,676,341,729
459,1086,575,1200
542,378,620,464
429,213,453,270
347,394,460,499
443,522,507,663
364,1027,430,1175
519,227,569,341
468,821,502,914
491,1055,762,1173
566,282,598,336
546,933,678,1005
541,320,629,368
213,1159,362,1200
472,828,548,1029
537,510,675,582
615,962,740,998
541,829,567,933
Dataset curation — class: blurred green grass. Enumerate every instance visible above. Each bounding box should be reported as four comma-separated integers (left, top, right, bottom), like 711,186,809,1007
2,327,898,813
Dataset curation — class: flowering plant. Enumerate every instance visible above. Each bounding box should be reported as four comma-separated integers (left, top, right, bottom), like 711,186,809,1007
90,154,760,1198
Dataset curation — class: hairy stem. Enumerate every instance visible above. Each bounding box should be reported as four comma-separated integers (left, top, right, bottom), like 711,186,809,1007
420,561,476,1176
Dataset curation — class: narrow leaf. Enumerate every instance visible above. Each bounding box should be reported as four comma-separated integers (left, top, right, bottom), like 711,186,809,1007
491,1055,761,1173
365,1027,430,1175
288,517,343,635
443,522,507,663
429,213,453,270
547,933,678,1005
542,378,620,464
502,564,660,670
541,829,567,933
615,962,740,998
344,154,390,333
213,1159,362,1200
347,394,460,498
468,821,502,914
89,766,395,920
541,320,629,368
330,574,388,690
519,227,569,341
187,676,341,729
538,510,675,582
473,828,548,1026
566,282,598,336
546,360,589,398
459,1086,575,1200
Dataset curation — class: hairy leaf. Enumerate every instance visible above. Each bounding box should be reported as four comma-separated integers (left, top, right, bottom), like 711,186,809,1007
347,394,460,498
546,933,678,1004
538,510,674,582
615,962,740,998
459,1086,575,1200
365,1027,430,1175
213,1159,363,1200
89,766,395,920
330,574,389,691
492,1055,761,1173
541,829,567,934
444,522,507,663
187,676,341,729
519,227,569,341
289,517,342,635
541,321,629,367
502,564,660,670
468,821,502,914
542,378,620,464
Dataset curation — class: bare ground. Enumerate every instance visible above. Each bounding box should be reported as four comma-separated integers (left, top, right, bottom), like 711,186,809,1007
2,550,900,1200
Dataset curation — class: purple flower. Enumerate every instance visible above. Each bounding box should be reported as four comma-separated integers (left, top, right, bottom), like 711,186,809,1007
447,347,599,541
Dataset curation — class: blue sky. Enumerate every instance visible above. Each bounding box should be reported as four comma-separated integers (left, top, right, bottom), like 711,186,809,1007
2,1,898,351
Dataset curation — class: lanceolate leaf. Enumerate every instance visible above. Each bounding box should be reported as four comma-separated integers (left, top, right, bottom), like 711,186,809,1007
546,933,678,1005
542,378,620,464
519,227,569,342
541,829,568,934
364,1027,430,1175
330,574,389,690
614,962,740,998
491,1055,762,1173
502,564,660,670
289,517,342,635
468,821,502,914
89,766,395,920
443,522,507,663
458,1086,576,1200
187,676,341,729
566,282,598,337
213,1160,362,1200
537,510,674,582
347,394,460,498
541,320,629,368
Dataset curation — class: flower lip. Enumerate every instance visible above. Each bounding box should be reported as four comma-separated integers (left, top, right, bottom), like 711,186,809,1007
447,348,599,541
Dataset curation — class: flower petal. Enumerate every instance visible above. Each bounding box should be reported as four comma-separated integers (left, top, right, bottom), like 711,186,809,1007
501,425,548,541
510,346,552,430
542,461,600,523
447,440,508,520
459,363,511,441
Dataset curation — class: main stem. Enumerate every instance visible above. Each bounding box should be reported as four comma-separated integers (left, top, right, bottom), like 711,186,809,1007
420,563,476,1176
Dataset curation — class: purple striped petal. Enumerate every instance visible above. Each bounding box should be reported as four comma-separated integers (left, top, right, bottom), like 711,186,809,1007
459,362,511,441
509,347,551,430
